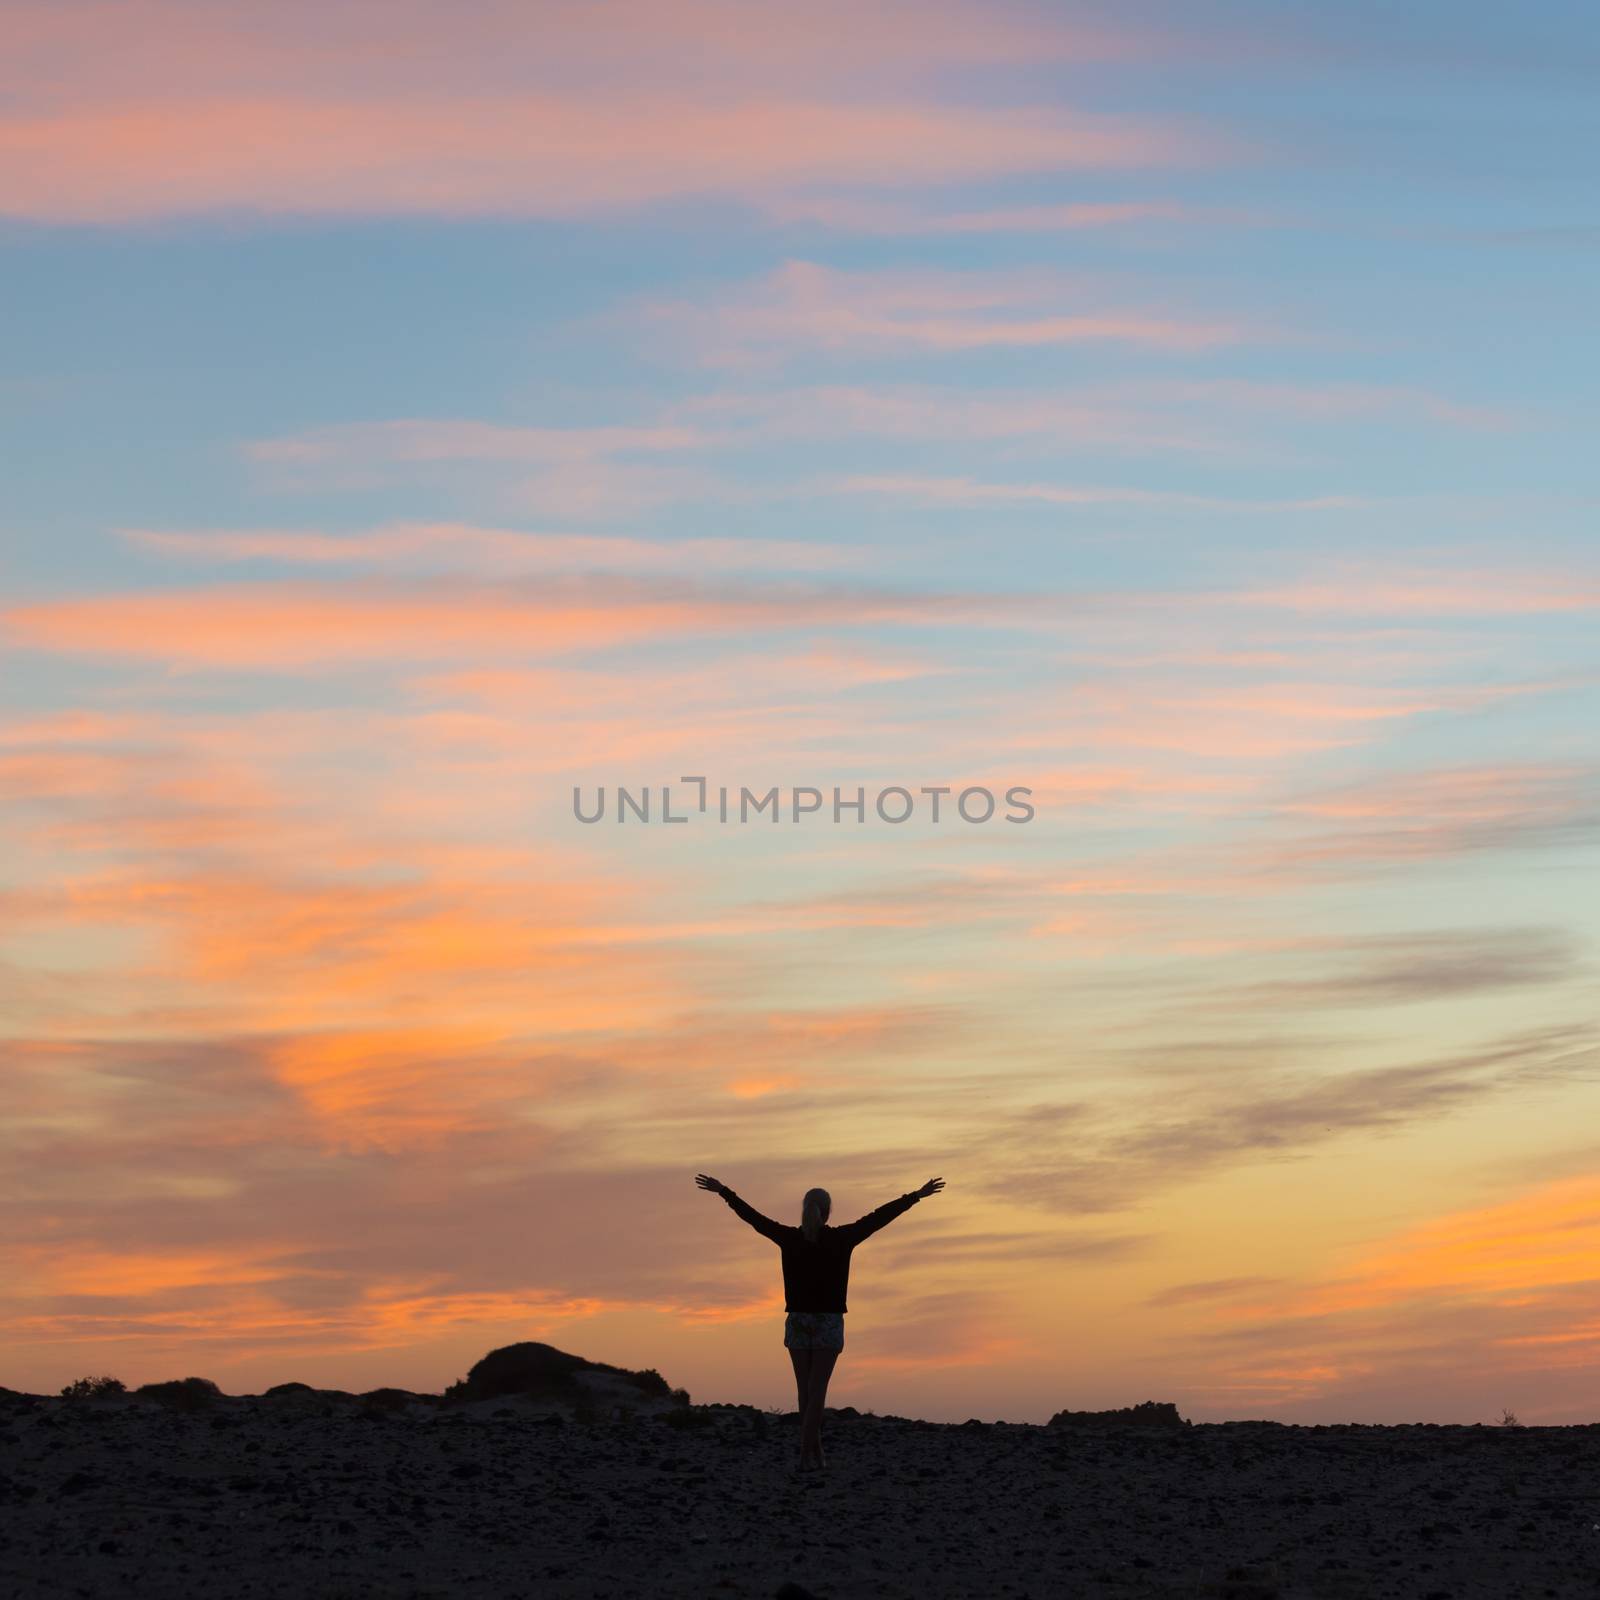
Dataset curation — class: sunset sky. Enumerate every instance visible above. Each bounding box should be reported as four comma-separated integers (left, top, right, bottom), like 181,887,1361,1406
3,0,1598,1424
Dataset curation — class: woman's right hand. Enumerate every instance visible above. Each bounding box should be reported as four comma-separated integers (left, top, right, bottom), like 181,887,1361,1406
695,1173,725,1195
915,1176,945,1199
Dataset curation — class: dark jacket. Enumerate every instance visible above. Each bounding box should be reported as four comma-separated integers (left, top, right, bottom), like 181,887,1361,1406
720,1187,921,1312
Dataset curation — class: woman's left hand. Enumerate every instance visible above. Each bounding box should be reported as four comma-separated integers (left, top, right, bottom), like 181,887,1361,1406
916,1176,946,1199
695,1173,726,1195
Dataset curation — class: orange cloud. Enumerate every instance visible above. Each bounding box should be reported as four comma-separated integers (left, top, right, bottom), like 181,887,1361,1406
1223,1175,1600,1322
266,1027,535,1150
727,1074,803,1099
12,1243,309,1299
49,865,685,1020
1,576,1026,670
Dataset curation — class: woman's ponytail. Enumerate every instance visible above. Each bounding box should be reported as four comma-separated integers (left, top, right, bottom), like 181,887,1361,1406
801,1187,831,1243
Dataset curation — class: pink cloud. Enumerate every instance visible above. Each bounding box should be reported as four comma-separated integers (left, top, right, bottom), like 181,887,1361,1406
760,196,1220,235
641,261,1256,364
1135,378,1520,432
836,473,1369,512
1252,762,1598,870
677,379,1500,459
0,3,1230,223
122,522,862,577
1234,567,1600,615
1024,677,1467,763
0,97,1213,225
2,1,1153,105
247,421,709,466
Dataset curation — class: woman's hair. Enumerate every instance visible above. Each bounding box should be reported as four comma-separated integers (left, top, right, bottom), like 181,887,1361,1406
800,1187,832,1243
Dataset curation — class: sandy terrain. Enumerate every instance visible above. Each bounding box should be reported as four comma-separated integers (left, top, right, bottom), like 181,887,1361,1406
2,1386,1597,1599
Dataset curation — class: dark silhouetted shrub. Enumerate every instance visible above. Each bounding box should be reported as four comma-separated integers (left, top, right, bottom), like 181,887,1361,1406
1048,1399,1187,1428
135,1377,223,1411
60,1376,124,1401
359,1388,418,1413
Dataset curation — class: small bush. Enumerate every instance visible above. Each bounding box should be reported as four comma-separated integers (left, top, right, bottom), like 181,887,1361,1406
1499,1409,1523,1427
359,1388,417,1413
135,1377,223,1411
1048,1399,1186,1428
60,1376,124,1401
623,1366,672,1398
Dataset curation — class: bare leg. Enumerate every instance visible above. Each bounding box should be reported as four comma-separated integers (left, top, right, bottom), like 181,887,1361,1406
788,1347,812,1415
799,1349,839,1468
789,1348,817,1468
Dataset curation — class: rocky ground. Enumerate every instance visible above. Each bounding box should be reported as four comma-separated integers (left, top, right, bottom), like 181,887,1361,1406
2,1388,1598,1599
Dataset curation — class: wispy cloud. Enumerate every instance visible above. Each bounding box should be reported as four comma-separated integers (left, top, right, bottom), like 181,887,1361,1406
121,522,862,577
760,196,1222,235
677,378,1508,459
1162,1172,1600,1419
640,261,1259,366
0,1,1220,224
835,473,1370,513
0,99,1218,226
964,1023,1600,1215
1235,567,1600,616
1254,763,1600,871
1,574,1039,670
244,420,730,520
248,421,710,467
1145,1275,1285,1308
1203,927,1586,1010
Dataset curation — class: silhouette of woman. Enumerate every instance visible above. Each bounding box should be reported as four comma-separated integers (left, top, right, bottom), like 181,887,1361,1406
695,1172,945,1470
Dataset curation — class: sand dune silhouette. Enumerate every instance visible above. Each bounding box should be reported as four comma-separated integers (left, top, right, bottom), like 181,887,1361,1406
2,1345,1592,1598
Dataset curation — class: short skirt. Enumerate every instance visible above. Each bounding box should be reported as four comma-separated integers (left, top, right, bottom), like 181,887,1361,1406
784,1310,845,1351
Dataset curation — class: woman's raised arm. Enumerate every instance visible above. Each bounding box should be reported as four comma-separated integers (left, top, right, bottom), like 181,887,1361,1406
696,1173,786,1243
840,1176,945,1244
